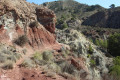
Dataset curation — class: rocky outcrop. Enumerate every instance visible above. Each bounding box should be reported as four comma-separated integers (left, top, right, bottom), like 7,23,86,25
0,0,58,49
82,10,120,28
36,8,56,33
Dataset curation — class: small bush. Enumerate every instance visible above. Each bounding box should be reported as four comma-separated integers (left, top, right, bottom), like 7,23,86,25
99,39,108,49
13,53,22,60
46,72,56,78
36,60,47,66
20,58,35,68
62,22,68,29
59,61,76,74
1,61,14,70
0,55,7,63
29,21,39,28
7,55,17,62
113,56,120,65
14,35,28,46
33,52,43,61
43,51,53,61
47,63,61,73
2,49,12,55
90,59,96,67
22,49,27,55
88,45,94,54
109,65,120,80
0,46,22,66
95,39,100,46
87,54,91,58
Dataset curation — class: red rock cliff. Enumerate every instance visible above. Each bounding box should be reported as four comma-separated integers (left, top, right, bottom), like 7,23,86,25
0,0,59,49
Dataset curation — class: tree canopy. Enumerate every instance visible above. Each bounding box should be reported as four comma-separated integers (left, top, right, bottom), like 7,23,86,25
109,4,115,8
107,33,120,57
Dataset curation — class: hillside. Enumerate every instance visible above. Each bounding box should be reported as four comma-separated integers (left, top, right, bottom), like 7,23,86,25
43,0,120,29
82,8,120,28
0,0,119,80
42,0,105,29
43,0,105,19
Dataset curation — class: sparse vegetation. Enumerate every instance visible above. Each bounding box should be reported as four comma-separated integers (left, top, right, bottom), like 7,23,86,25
0,45,22,70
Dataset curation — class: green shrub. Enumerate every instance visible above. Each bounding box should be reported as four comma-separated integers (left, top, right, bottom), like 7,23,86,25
71,17,75,20
99,39,108,49
62,22,68,29
88,45,94,54
61,15,67,21
43,51,53,61
14,35,28,47
21,58,35,68
107,33,120,56
90,59,96,67
95,39,100,46
33,52,43,61
87,54,91,58
94,39,108,49
32,51,54,65
113,56,120,65
109,56,120,80
109,65,120,80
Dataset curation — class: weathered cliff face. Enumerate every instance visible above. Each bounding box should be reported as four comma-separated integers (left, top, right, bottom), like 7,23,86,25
82,10,120,28
0,0,57,49
27,26,56,49
36,8,56,33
